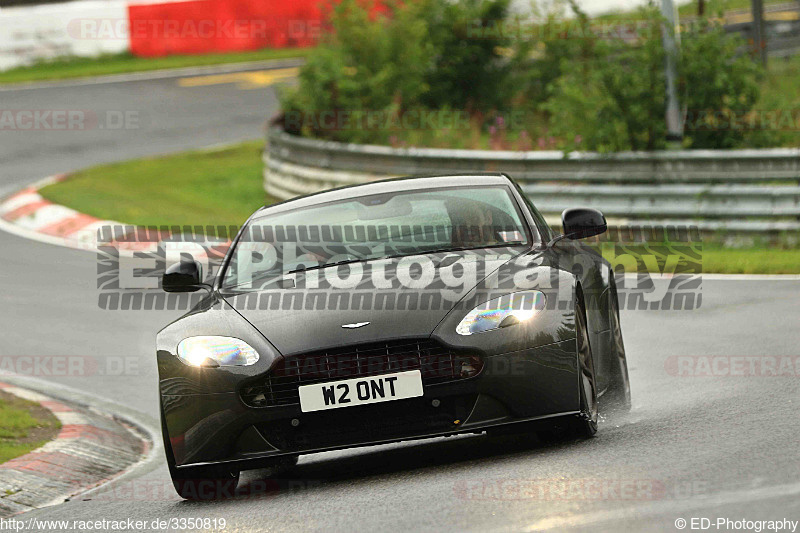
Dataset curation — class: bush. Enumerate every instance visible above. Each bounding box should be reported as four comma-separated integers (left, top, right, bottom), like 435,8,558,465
421,0,514,112
282,0,432,142
680,19,764,148
281,0,768,151
280,0,514,143
541,2,763,151
541,4,668,151
280,0,433,143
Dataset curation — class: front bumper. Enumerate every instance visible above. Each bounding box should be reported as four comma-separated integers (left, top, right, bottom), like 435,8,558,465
161,338,579,469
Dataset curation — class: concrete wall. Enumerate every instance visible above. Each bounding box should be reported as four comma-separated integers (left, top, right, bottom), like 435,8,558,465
0,0,131,70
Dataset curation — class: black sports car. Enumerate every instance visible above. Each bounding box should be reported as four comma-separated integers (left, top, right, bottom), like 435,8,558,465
157,174,631,499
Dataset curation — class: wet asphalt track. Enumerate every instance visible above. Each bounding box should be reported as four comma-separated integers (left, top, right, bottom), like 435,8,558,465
1,68,799,532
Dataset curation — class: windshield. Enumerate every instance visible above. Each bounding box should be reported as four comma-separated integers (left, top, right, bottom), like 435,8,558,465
221,185,531,289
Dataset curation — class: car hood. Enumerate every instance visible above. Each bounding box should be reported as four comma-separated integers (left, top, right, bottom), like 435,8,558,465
219,249,523,355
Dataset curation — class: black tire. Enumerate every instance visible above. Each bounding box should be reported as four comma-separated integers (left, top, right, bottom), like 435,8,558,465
603,278,632,412
573,297,598,438
160,403,239,500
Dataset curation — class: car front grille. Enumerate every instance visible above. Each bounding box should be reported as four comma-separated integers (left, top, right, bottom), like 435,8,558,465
240,339,482,408
254,393,479,451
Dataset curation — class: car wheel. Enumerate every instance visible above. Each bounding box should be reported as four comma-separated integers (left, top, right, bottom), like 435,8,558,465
160,403,239,500
603,278,632,412
573,297,598,438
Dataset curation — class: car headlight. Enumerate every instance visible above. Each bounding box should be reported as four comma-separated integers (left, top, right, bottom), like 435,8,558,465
177,336,259,367
456,290,546,335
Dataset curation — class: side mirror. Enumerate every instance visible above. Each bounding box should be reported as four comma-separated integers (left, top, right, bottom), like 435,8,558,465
562,208,607,240
162,260,204,293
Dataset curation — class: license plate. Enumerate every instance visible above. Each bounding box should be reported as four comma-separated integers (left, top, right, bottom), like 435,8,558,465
298,370,423,413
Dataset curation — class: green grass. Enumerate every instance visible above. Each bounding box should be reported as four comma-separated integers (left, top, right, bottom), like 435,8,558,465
0,402,44,439
759,55,800,106
0,442,45,465
751,54,800,147
0,48,312,85
0,394,61,464
38,141,274,229
599,244,800,274
700,246,800,274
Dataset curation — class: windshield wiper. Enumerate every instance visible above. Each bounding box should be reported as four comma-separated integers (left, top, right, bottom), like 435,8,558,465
288,256,385,274
406,242,527,256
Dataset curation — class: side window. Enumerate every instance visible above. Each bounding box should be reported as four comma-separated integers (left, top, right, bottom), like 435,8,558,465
528,200,554,240
512,182,553,242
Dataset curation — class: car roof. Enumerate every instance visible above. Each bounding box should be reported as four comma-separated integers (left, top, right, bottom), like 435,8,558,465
256,174,514,217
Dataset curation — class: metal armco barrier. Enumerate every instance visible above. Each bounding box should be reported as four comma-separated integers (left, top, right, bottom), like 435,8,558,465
264,128,800,233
